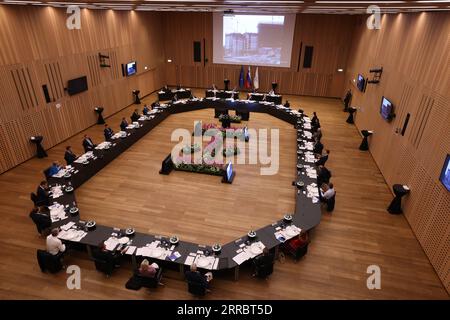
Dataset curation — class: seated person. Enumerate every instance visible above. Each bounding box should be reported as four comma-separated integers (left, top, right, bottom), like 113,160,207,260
46,228,66,256
151,102,159,109
36,180,50,206
268,89,275,96
120,117,129,131
316,149,330,166
138,259,157,278
47,161,62,176
313,127,323,142
284,100,290,108
104,124,114,141
185,263,212,291
211,84,217,91
284,231,309,253
94,242,126,268
317,165,332,186
311,112,320,127
142,105,150,115
29,205,52,235
172,93,178,102
320,182,335,203
252,248,275,277
130,109,140,122
64,146,77,165
162,85,170,93
313,140,324,154
82,134,96,152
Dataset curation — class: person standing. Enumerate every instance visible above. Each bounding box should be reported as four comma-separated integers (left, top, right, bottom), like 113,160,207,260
343,89,352,112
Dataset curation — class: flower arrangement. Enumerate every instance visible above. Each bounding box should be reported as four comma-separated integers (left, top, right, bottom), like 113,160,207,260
219,114,242,123
174,162,224,176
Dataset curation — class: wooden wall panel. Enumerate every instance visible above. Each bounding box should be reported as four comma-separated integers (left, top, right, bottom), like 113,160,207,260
344,12,450,293
161,13,355,98
0,6,165,173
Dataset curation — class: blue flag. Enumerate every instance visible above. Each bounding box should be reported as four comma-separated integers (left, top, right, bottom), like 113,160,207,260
239,66,244,88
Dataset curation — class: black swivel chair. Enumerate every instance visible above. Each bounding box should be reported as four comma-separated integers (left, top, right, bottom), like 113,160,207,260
30,192,38,206
92,251,115,276
43,167,53,179
326,193,336,212
253,257,274,279
134,268,163,289
37,249,63,273
187,280,207,296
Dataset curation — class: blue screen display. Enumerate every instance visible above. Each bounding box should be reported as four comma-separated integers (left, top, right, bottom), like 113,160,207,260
380,96,393,120
126,62,136,76
439,154,450,192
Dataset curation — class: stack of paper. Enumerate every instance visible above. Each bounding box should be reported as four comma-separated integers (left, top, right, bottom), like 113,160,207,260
232,251,251,265
49,203,67,222
104,237,120,251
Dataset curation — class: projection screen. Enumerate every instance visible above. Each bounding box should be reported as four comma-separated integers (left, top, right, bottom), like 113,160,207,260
213,13,296,68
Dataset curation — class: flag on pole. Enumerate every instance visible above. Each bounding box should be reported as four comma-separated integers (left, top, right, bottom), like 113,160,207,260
245,66,252,89
239,66,244,88
253,67,259,90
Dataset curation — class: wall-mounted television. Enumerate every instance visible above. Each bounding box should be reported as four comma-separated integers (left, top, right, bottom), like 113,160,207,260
357,74,366,92
125,61,137,76
439,154,450,192
380,96,394,121
67,76,88,95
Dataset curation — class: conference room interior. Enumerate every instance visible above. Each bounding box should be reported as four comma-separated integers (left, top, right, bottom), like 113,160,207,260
0,1,449,301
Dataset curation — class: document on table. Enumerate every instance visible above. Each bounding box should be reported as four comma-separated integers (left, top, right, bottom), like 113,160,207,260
60,221,75,231
125,246,136,255
185,255,195,266
232,251,251,265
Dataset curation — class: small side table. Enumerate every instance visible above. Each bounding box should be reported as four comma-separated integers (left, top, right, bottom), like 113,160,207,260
30,136,47,158
346,107,357,124
359,130,373,151
94,107,105,125
387,184,410,214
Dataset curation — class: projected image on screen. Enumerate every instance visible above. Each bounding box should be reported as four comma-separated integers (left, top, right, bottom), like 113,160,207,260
213,13,296,67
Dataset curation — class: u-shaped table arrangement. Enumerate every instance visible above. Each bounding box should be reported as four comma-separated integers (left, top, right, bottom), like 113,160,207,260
44,96,322,280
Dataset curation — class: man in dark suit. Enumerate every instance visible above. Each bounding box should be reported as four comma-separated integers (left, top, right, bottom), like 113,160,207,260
104,124,114,141
317,165,332,187
316,149,330,166
36,180,50,207
185,263,211,292
29,205,52,235
284,100,290,108
64,146,77,165
120,117,129,131
82,135,96,152
313,140,324,155
130,109,140,122
162,85,171,93
311,112,321,132
343,89,352,112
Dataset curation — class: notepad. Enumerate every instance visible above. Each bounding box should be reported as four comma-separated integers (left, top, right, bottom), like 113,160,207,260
185,255,195,266
232,251,250,265
125,246,136,255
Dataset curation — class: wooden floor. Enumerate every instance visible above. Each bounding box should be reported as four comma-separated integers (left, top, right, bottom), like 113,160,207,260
0,89,447,299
